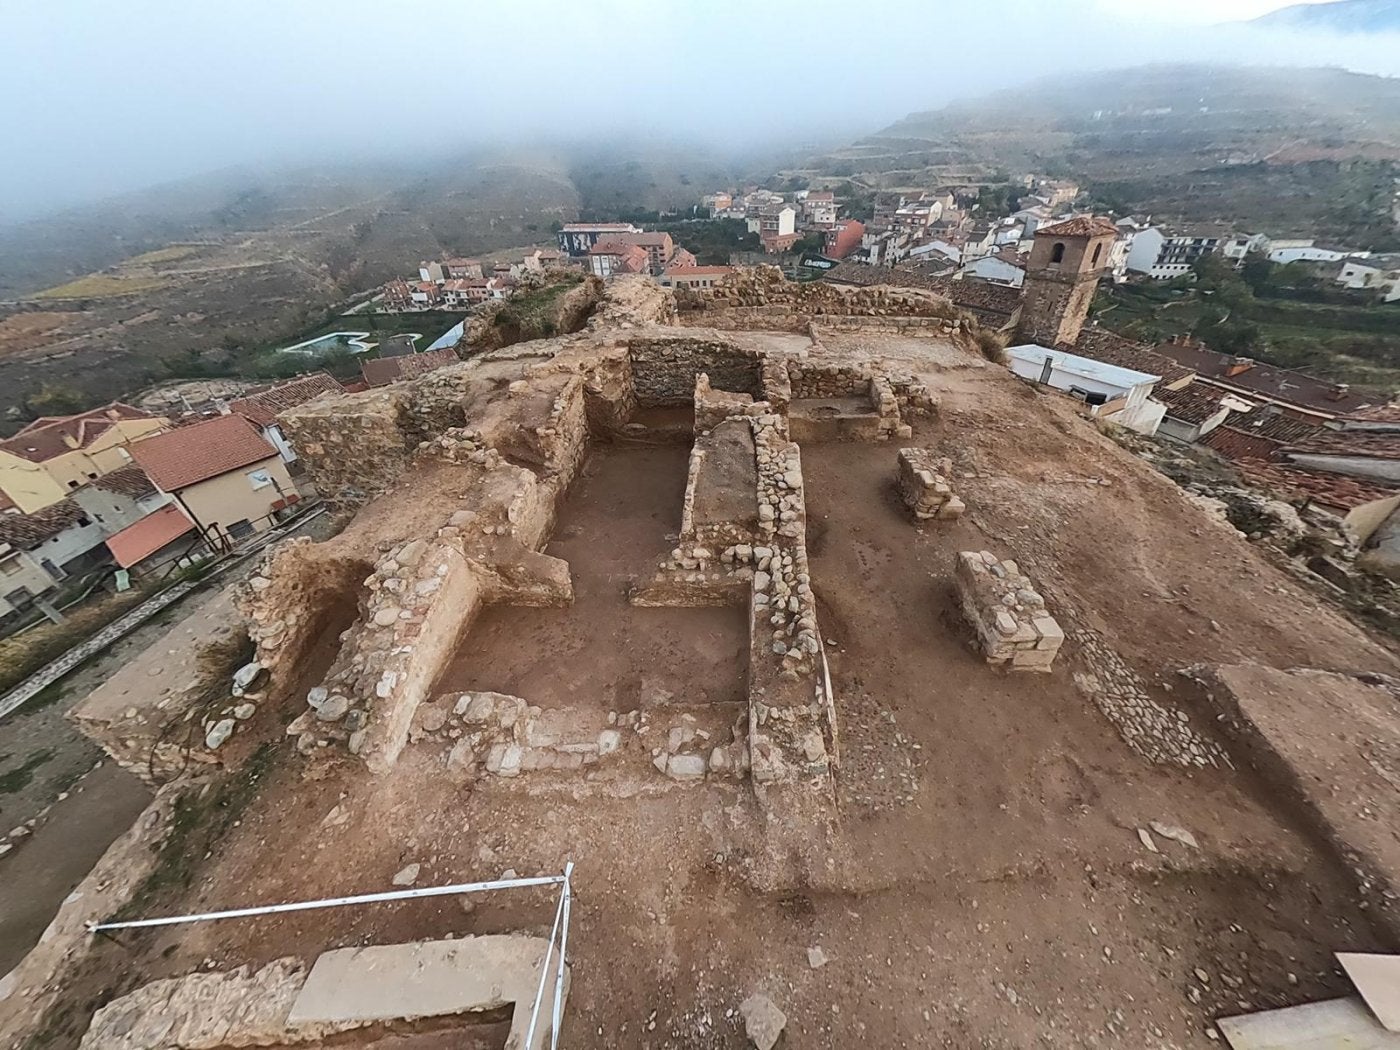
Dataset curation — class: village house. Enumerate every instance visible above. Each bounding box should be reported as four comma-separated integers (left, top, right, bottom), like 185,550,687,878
1336,255,1400,302
959,248,1026,288
1125,224,1229,279
1006,344,1167,436
588,241,651,278
1152,384,1235,443
0,499,108,590
800,190,838,227
1262,238,1349,265
129,414,300,548
748,204,797,241
103,503,204,579
228,372,346,473
557,222,643,257
1152,336,1377,423
1022,176,1080,208
824,219,865,260
381,278,415,311
701,192,733,217
660,265,734,291
0,403,169,514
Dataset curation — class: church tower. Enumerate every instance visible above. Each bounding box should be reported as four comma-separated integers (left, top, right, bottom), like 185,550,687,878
1014,216,1119,347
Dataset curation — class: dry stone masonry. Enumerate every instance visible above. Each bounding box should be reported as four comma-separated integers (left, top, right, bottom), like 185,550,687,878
223,271,994,787
898,449,965,521
954,551,1064,672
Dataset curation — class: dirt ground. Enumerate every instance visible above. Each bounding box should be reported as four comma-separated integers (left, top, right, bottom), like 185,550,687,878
22,348,1400,1049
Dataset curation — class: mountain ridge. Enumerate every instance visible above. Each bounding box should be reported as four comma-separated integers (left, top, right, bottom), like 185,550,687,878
1251,0,1400,33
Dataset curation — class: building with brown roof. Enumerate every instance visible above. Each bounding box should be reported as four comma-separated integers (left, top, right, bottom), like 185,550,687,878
0,403,169,514
588,241,651,278
129,414,299,547
1152,383,1233,443
228,372,346,471
660,265,734,291
361,348,460,389
1153,337,1379,421
104,503,202,576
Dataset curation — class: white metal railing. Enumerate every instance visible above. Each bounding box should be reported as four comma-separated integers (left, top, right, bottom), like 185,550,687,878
88,862,575,1048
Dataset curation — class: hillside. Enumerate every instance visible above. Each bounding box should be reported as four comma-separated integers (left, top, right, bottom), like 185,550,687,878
835,64,1400,246
1252,0,1400,32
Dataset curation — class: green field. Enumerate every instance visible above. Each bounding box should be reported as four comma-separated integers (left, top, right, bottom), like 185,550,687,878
1094,259,1400,391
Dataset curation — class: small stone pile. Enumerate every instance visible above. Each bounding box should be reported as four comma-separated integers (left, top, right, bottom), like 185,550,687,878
898,449,965,521
953,551,1064,672
420,427,505,469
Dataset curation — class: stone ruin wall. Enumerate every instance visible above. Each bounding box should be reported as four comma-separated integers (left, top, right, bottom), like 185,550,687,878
898,449,964,521
628,334,765,406
674,266,963,326
745,416,832,783
954,551,1064,672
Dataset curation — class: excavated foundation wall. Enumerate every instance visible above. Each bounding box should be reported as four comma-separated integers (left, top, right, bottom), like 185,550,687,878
629,335,764,406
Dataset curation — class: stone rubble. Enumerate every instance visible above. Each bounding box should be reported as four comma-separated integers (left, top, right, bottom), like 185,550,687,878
1072,628,1230,769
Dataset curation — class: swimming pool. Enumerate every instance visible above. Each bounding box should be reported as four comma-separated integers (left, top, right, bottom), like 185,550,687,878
277,331,375,355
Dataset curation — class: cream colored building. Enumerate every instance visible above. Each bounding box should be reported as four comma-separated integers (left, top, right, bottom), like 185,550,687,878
130,414,301,548
0,404,168,513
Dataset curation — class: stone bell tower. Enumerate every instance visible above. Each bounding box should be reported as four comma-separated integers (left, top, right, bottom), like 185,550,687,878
1014,216,1119,347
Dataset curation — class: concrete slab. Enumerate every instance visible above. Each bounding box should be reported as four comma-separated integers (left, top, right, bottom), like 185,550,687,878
1339,953,1400,1032
287,935,566,1050
1218,996,1400,1049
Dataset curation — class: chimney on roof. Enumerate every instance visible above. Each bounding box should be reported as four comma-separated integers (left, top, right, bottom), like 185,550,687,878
104,407,122,420
214,399,232,416
1226,357,1255,378
1329,383,1351,402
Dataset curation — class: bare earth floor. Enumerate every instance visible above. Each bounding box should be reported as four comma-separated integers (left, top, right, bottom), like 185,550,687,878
22,353,1400,1049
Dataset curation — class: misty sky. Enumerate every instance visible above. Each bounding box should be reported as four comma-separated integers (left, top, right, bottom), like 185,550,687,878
1,0,1396,222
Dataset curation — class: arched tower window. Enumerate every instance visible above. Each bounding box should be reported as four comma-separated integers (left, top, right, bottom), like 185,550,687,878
1091,243,1103,266
1051,242,1066,264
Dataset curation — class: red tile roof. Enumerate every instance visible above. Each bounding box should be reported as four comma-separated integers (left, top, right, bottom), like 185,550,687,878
1036,216,1118,238
1235,460,1400,512
1154,383,1228,425
1283,430,1400,460
129,414,277,492
361,348,460,388
229,372,345,428
0,499,85,550
1153,341,1379,416
105,503,197,568
89,463,159,500
1343,402,1400,424
1,403,159,463
1070,329,1196,385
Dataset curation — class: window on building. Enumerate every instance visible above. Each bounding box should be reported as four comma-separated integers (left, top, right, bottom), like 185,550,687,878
0,555,20,577
247,469,273,490
77,515,91,527
1091,244,1103,266
226,519,256,540
1051,243,1066,264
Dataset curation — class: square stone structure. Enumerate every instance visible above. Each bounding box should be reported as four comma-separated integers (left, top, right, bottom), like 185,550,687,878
954,551,1064,671
897,448,964,521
